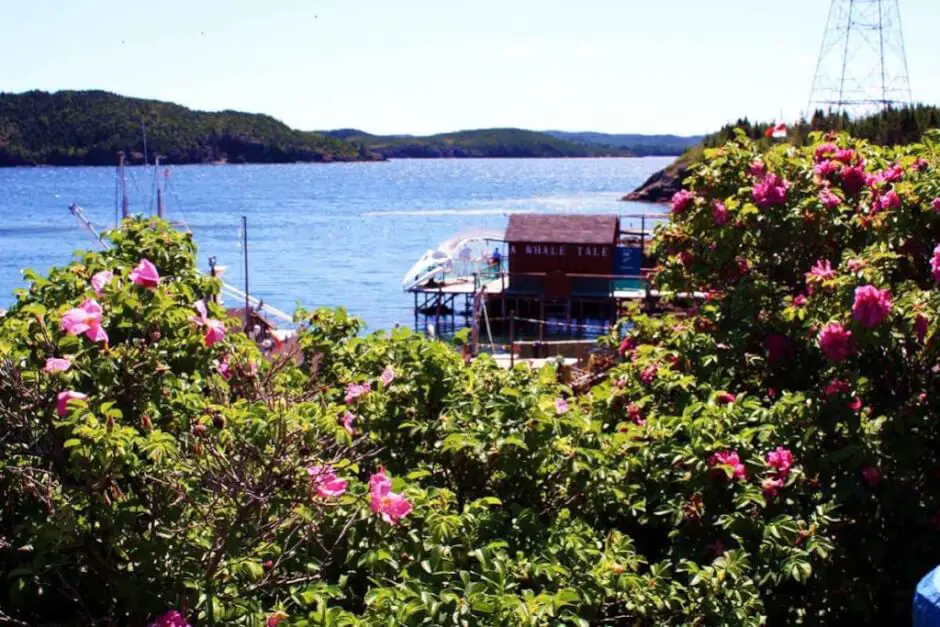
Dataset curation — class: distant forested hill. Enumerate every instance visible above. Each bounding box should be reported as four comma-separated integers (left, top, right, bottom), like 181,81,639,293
542,131,703,156
322,128,633,158
0,90,373,166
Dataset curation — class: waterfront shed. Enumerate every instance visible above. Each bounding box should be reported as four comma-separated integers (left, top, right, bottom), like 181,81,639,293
505,214,619,276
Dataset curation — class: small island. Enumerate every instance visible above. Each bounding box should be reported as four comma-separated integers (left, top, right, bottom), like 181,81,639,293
321,128,700,159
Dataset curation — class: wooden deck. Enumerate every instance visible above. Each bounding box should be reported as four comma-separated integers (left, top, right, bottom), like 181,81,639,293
410,276,706,302
409,277,505,295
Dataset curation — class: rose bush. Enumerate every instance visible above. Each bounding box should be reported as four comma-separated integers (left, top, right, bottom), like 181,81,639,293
644,129,940,623
3,127,940,625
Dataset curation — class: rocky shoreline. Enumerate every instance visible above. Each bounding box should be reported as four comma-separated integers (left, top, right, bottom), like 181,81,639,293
621,158,689,203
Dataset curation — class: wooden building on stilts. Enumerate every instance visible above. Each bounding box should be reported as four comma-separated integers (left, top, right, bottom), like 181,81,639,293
404,213,703,358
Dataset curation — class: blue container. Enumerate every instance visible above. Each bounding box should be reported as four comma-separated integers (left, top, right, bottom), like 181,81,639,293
914,566,940,626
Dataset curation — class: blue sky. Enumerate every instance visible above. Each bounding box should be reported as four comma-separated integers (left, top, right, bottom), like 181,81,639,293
2,0,938,136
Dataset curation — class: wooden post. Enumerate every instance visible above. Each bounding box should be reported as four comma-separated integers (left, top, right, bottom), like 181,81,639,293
509,310,515,368
641,215,646,260
539,294,545,342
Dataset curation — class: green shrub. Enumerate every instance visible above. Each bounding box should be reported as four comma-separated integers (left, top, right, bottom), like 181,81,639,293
3,128,940,625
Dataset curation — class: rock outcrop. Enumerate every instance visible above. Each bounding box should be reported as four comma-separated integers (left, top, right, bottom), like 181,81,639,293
622,158,690,203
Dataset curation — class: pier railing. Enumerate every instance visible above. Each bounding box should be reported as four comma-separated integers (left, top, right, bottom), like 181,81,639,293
477,270,653,298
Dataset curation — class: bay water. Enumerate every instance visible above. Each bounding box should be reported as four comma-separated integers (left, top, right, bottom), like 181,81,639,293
0,157,670,331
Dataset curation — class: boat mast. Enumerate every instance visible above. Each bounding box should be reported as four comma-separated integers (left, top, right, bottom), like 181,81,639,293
118,151,129,221
242,215,250,332
155,156,165,219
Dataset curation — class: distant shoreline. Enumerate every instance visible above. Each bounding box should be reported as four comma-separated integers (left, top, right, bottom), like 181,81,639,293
0,154,681,169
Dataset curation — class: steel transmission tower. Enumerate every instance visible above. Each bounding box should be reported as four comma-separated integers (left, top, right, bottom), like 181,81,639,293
807,0,913,117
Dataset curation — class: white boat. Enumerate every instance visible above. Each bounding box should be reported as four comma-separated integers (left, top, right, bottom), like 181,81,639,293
401,230,504,291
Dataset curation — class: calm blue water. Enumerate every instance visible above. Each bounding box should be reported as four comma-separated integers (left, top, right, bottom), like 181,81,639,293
0,158,670,330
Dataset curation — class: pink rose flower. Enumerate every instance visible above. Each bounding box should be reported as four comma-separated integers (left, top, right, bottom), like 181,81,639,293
148,610,191,627
341,411,356,435
345,382,371,404
848,396,863,412
872,189,901,213
671,190,695,214
217,355,231,379
43,357,72,373
818,323,854,363
834,148,857,164
60,299,108,344
814,159,839,178
807,259,836,281
369,469,413,524
824,379,850,397
748,160,767,178
56,390,87,417
712,201,729,226
307,465,348,498
618,337,636,357
766,447,794,477
846,258,865,272
793,294,807,307
204,319,226,347
716,392,736,405
555,398,569,414
912,158,929,172
852,285,892,328
932,198,940,213
840,163,867,196
761,476,784,498
380,365,395,386
931,244,940,282
639,364,658,386
709,450,746,480
627,403,645,426
819,188,842,210
191,300,227,347
129,258,160,288
752,173,789,208
814,142,838,162
881,164,904,184
267,612,289,627
90,270,113,297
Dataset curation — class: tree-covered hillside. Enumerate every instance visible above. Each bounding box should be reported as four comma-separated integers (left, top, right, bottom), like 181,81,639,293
543,130,703,156
0,90,374,166
702,105,940,150
626,105,940,202
323,128,632,158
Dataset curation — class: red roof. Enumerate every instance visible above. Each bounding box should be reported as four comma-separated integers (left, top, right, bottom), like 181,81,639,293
505,214,618,245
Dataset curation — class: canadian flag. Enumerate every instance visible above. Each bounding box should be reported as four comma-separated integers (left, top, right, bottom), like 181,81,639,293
765,123,788,139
